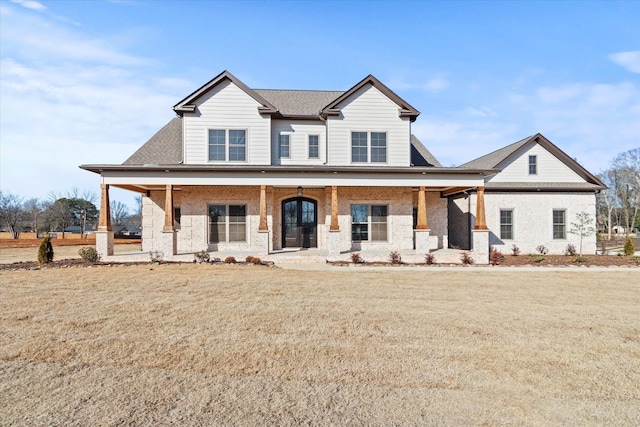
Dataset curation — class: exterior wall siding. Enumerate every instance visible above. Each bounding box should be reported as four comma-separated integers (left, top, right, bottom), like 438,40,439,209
183,80,271,165
326,85,411,167
271,120,327,165
488,143,584,183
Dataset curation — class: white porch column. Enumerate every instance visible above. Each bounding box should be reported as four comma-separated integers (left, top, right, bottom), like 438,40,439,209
96,183,114,258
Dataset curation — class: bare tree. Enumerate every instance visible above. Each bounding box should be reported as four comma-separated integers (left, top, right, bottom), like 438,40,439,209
23,198,46,235
597,169,617,239
0,191,25,238
110,200,130,228
569,211,595,257
612,148,640,236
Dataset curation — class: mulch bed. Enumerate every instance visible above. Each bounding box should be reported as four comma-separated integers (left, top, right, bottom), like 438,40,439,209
0,259,276,272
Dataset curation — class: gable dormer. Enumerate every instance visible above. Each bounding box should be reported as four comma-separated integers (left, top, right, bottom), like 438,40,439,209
175,71,276,166
321,75,419,167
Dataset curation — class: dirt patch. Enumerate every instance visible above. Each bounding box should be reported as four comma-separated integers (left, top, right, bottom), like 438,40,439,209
0,238,140,249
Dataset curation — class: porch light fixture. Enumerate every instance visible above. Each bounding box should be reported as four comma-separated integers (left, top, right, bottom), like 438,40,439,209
297,186,303,197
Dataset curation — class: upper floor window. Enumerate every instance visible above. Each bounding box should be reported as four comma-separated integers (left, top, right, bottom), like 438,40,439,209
351,132,387,163
308,135,319,159
278,134,290,158
552,209,566,239
208,129,246,162
528,155,537,175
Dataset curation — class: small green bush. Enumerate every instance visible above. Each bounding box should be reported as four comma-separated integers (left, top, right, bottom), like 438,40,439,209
623,238,635,256
78,247,100,263
37,236,54,264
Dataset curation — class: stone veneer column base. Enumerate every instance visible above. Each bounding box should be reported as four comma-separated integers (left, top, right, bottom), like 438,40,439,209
160,230,177,260
256,230,270,256
327,230,341,261
472,229,489,265
96,230,114,259
414,229,431,253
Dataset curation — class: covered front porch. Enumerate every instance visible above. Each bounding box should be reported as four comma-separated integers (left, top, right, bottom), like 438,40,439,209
88,165,493,264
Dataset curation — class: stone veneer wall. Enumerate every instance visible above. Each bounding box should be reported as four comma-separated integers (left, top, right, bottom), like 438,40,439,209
141,185,449,254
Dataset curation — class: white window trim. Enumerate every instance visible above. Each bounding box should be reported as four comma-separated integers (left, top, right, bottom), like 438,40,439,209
552,208,567,240
528,155,537,175
207,203,248,244
499,208,515,240
278,132,292,159
307,134,320,159
207,128,249,164
350,203,390,243
350,131,388,164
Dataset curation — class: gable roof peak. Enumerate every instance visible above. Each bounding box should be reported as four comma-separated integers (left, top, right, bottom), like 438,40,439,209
173,70,277,116
321,74,420,121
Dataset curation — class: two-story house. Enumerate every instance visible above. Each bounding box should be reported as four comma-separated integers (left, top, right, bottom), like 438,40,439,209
81,71,604,263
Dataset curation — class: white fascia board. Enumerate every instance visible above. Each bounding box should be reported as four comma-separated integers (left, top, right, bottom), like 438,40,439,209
102,170,487,188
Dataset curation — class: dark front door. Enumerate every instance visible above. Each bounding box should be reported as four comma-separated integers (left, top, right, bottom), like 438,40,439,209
282,197,317,248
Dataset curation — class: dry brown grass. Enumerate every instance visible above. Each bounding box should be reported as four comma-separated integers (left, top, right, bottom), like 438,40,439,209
1,266,639,425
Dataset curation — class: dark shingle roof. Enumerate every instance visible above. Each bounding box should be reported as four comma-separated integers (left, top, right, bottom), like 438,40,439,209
123,118,182,165
253,89,344,117
459,135,534,169
410,135,442,167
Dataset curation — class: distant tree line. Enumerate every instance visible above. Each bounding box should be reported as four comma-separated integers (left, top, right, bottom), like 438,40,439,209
597,147,640,239
0,188,141,239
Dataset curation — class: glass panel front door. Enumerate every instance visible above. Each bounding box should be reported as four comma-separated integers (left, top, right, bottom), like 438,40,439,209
282,197,317,248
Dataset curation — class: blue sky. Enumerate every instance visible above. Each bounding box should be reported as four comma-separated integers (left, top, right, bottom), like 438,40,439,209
1,0,639,208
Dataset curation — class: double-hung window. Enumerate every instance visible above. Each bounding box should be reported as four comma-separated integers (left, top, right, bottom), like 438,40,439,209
552,209,566,239
208,129,246,162
308,135,319,159
351,131,387,163
500,209,513,240
351,204,388,242
528,155,537,175
279,134,290,158
208,204,247,243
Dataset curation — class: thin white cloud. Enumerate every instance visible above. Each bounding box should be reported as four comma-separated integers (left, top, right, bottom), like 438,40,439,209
388,76,450,93
10,0,46,11
609,51,640,74
423,78,449,92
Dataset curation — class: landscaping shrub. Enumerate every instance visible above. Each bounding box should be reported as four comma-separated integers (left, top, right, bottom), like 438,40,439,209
564,243,577,256
424,252,435,265
535,245,549,255
351,252,363,263
251,257,261,264
389,251,402,264
460,251,474,265
573,256,587,263
194,250,210,263
624,238,634,256
245,255,255,263
37,236,54,264
78,247,100,264
511,244,521,256
224,256,236,264
489,246,504,266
